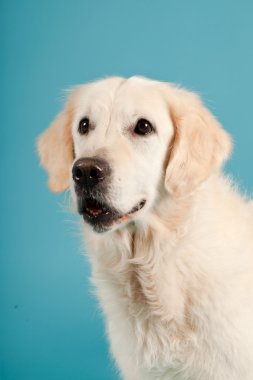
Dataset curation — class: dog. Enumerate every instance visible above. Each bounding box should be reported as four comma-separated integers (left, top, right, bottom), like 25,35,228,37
38,76,253,380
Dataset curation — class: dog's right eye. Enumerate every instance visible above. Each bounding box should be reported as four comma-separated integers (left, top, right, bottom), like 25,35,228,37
78,117,90,135
134,119,154,136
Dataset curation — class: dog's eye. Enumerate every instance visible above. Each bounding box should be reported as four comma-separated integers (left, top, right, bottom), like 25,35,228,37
134,119,154,136
78,117,90,135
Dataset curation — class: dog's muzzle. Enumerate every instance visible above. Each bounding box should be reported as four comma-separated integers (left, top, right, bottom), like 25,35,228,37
72,157,146,233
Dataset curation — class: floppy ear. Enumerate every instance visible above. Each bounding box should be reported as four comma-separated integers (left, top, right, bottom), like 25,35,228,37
165,86,232,197
37,107,74,193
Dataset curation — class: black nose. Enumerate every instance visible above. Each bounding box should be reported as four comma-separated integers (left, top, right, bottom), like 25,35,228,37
72,158,110,188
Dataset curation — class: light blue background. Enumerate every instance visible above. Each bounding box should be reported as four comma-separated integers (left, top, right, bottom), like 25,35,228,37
1,1,253,379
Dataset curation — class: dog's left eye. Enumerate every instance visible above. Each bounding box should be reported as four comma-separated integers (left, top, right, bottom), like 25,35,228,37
78,117,90,135
134,119,154,136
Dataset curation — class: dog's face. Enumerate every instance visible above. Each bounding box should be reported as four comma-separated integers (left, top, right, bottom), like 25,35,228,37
38,76,232,233
70,77,174,232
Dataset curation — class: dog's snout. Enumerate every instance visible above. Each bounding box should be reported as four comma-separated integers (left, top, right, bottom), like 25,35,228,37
72,158,110,188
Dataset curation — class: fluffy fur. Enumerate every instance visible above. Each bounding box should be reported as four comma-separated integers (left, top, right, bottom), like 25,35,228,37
38,76,253,380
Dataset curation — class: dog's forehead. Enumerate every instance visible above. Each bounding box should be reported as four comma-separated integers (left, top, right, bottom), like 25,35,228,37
72,76,166,116
115,78,166,112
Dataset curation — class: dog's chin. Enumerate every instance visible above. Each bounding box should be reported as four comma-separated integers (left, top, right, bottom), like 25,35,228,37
78,196,146,233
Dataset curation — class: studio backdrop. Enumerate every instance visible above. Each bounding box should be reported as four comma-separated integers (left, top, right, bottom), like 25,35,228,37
1,1,253,379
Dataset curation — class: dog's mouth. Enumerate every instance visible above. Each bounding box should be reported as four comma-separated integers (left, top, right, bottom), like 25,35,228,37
78,197,146,232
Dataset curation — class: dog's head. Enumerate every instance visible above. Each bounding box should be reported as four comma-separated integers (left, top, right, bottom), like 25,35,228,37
38,76,231,232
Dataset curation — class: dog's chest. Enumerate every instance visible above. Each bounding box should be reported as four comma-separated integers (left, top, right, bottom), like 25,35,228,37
91,240,194,373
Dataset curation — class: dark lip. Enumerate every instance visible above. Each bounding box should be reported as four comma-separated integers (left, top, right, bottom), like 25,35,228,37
78,196,146,232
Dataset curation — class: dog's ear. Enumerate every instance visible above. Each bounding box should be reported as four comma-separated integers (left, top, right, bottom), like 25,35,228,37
164,86,232,197
37,105,74,193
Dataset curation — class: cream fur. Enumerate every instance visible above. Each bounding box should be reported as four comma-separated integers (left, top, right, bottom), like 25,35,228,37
38,76,253,380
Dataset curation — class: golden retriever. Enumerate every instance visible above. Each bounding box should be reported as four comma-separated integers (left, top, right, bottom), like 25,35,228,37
38,76,253,380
